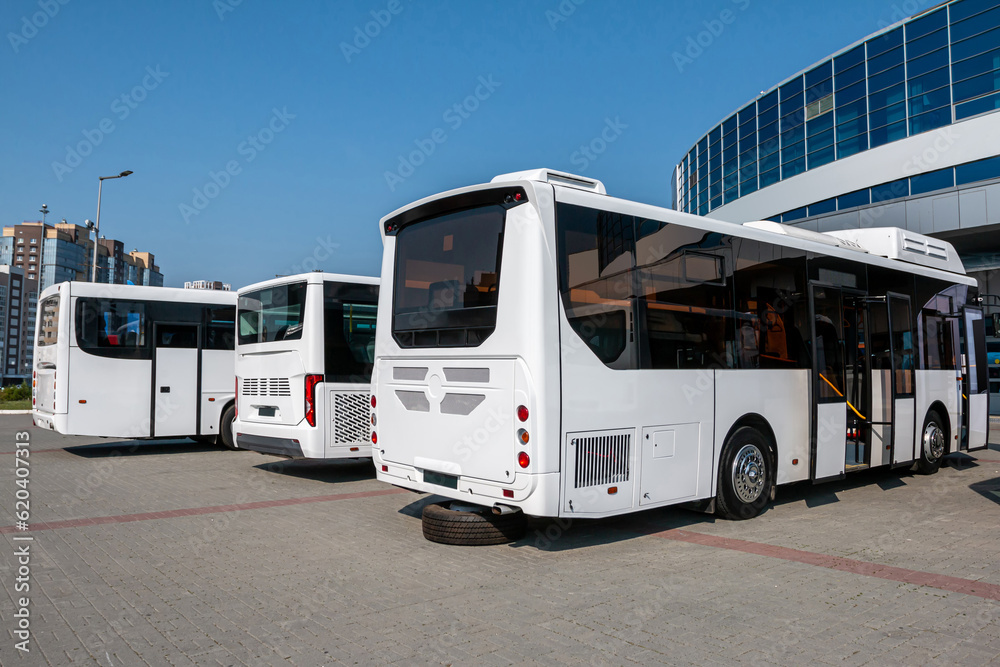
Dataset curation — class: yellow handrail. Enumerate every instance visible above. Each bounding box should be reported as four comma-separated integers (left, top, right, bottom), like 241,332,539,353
819,373,867,421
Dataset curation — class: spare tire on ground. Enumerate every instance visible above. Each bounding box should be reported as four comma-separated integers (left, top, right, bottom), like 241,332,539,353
421,501,526,545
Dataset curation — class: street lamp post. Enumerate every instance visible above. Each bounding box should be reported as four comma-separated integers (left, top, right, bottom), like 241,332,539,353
39,204,49,224
91,170,133,282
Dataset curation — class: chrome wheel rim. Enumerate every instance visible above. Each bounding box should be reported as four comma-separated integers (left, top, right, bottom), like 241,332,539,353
923,421,945,462
732,443,765,504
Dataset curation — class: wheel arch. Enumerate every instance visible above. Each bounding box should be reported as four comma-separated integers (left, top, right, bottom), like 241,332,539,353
719,413,777,488
924,400,951,453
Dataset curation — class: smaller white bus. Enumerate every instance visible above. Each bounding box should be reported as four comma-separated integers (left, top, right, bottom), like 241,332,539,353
32,282,238,446
233,273,379,459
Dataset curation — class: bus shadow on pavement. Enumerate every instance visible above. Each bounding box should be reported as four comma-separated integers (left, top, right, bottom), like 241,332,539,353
63,439,220,458
252,457,376,484
970,477,1000,506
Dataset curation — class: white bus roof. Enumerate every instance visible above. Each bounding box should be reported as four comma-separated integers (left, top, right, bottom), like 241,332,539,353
380,168,974,284
41,281,236,304
236,272,379,295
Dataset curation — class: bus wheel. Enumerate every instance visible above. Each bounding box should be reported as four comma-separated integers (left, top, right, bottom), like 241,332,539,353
421,501,526,546
716,426,773,521
219,404,238,450
917,410,946,475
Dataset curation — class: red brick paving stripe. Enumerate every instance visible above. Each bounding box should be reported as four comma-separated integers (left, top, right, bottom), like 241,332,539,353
0,487,409,534
653,528,1000,601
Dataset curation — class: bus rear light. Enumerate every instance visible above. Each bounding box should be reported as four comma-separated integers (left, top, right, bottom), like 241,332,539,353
517,429,529,444
371,431,377,444
517,452,529,468
370,395,376,408
371,414,376,426
304,374,322,427
381,464,388,472
517,405,529,422
79,400,86,404
350,447,359,452
503,489,514,498
235,378,239,419
608,486,618,495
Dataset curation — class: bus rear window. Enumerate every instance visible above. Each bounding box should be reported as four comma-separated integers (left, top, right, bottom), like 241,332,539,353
392,205,505,347
37,295,60,347
238,282,307,345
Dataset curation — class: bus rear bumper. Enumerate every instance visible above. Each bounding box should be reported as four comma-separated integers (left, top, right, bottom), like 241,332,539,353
374,459,560,517
236,432,305,458
32,411,66,434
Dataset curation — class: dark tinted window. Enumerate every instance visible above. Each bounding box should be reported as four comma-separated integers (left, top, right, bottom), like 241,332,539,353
637,224,733,370
910,168,955,194
156,323,198,349
557,203,635,368
76,298,149,359
392,204,504,348
324,281,378,383
890,297,915,396
204,306,235,350
238,282,307,345
733,240,809,369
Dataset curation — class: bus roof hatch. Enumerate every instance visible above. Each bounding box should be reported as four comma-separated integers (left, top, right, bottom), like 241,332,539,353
491,169,607,195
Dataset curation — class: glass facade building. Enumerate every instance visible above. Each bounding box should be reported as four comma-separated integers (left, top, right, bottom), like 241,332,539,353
676,0,1000,217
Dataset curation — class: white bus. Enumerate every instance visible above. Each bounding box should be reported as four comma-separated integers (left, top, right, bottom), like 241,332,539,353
372,169,989,537
233,273,378,459
32,282,238,447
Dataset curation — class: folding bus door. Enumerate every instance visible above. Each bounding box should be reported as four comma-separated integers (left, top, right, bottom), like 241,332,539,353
962,306,989,450
888,295,916,465
810,284,847,481
152,322,200,437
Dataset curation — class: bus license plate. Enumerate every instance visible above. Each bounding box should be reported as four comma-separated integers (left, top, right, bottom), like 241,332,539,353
423,470,458,489
257,407,276,417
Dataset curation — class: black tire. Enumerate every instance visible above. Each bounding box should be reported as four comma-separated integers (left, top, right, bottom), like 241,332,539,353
916,410,946,475
421,502,526,545
716,426,773,521
219,404,238,450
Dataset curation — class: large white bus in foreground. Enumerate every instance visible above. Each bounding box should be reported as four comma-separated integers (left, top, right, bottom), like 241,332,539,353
372,169,989,531
233,273,378,458
32,282,238,447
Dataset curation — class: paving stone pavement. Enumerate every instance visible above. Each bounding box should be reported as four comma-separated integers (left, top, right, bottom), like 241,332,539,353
0,415,997,665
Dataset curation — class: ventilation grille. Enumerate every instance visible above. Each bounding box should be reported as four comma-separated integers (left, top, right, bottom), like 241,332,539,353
333,392,370,444
242,378,291,397
572,432,631,489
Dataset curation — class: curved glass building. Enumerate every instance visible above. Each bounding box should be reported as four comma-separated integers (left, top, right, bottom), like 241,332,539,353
674,0,1000,288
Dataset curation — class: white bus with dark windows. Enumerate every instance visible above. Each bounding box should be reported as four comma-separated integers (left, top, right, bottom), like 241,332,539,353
371,169,990,545
233,273,379,459
32,282,238,447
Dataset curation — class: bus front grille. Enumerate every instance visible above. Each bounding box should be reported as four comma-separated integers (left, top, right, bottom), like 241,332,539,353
242,378,291,397
333,392,370,444
572,432,631,489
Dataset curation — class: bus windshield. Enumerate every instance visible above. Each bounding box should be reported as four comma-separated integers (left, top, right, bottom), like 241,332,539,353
238,282,307,344
392,204,505,347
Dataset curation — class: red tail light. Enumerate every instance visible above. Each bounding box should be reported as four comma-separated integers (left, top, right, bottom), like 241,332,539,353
234,377,239,419
304,374,322,427
518,452,530,468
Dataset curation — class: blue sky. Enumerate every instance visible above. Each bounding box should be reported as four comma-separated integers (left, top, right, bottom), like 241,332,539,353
1,0,932,288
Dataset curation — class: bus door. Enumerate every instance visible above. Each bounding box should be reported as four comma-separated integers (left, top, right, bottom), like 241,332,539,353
810,284,847,481
152,322,201,437
886,295,917,464
961,306,989,450
865,298,893,467
843,293,871,470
